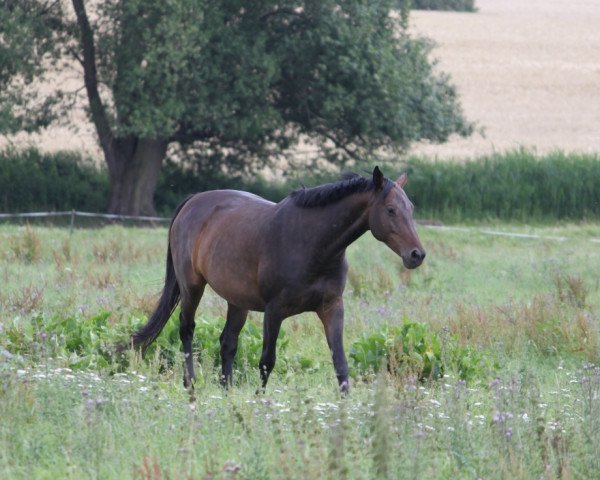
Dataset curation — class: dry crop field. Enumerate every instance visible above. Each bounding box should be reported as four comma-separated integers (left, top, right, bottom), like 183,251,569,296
410,0,600,158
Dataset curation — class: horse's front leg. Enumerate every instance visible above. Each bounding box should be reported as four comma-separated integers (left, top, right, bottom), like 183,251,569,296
258,305,284,391
317,298,349,394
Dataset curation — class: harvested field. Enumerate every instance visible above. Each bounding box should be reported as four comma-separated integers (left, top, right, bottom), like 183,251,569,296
410,0,600,158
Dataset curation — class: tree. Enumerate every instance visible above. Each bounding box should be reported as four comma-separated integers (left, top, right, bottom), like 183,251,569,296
0,1,62,133
1,0,472,215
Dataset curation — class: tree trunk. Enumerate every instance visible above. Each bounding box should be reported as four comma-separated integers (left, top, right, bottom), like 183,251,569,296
106,138,168,216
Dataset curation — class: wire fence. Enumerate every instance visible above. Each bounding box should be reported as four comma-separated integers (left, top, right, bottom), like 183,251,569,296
1,210,599,244
0,210,170,232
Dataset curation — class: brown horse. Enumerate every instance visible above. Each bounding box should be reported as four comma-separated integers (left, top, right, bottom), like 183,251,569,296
132,166,425,393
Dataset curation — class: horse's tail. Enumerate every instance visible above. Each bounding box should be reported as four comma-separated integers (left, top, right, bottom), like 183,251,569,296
130,196,194,354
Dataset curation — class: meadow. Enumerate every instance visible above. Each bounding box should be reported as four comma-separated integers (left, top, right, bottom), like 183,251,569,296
1,222,600,479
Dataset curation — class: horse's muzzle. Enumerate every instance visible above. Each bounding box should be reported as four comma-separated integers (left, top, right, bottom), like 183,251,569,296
402,248,426,269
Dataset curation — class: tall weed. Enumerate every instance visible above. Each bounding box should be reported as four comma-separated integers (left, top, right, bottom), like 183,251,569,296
7,225,42,263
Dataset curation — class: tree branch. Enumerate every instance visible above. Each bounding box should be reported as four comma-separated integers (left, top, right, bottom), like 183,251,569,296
68,46,84,67
71,0,113,153
169,124,216,145
259,8,307,23
322,131,363,162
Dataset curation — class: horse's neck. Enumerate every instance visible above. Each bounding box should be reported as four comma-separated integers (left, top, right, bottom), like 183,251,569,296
311,194,371,260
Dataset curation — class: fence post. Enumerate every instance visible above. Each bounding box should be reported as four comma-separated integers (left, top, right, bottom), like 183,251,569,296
69,210,76,234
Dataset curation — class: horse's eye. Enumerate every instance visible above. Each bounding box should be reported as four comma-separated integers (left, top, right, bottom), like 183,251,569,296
387,207,396,216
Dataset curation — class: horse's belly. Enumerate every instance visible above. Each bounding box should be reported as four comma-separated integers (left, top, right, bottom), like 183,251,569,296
199,242,267,311
207,277,266,312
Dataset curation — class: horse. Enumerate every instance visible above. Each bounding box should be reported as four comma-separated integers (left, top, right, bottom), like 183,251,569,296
131,166,425,393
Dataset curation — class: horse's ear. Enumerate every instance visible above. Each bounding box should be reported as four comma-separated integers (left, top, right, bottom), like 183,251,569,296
373,166,384,190
396,173,408,188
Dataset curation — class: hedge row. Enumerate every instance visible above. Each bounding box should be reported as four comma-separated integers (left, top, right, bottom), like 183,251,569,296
1,148,599,222
0,148,109,213
410,0,476,12
403,150,600,221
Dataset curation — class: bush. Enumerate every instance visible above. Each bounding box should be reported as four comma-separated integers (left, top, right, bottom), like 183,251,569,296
0,148,109,213
403,150,600,221
410,0,476,12
1,309,292,377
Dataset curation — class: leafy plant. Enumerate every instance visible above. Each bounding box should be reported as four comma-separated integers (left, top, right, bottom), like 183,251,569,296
448,343,496,383
350,321,444,380
350,322,497,382
143,312,291,376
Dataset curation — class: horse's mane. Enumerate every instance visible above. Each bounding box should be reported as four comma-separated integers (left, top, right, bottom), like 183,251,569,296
290,173,392,208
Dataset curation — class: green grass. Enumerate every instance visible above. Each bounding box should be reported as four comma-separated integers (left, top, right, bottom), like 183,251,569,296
1,223,600,478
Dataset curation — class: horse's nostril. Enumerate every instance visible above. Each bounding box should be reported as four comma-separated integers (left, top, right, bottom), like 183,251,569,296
410,249,425,261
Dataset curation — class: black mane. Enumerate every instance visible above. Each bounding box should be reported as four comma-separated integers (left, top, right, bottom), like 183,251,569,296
290,173,392,208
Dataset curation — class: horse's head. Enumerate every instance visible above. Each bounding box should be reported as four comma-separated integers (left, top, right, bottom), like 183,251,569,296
368,166,426,269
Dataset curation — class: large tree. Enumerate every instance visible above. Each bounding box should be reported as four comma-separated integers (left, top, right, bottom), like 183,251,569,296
1,0,472,215
0,1,63,133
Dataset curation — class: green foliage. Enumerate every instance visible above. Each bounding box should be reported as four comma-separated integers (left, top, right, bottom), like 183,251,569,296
350,321,444,380
0,148,108,213
350,322,495,382
403,150,600,221
154,158,291,215
5,147,600,222
265,0,473,161
2,307,292,378
410,0,477,11
448,343,495,383
144,312,292,375
2,0,472,209
0,1,63,133
3,311,137,369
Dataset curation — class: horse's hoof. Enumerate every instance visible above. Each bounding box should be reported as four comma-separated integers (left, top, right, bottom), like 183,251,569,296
340,380,350,395
183,377,195,390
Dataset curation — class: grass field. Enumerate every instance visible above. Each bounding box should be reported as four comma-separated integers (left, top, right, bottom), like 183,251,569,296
2,223,600,479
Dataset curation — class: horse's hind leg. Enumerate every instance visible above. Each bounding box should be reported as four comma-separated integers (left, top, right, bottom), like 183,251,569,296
179,282,205,389
219,303,248,387
258,305,285,391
